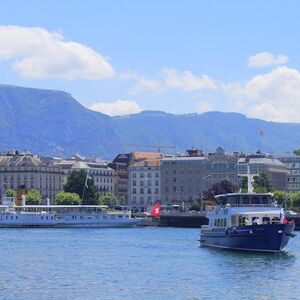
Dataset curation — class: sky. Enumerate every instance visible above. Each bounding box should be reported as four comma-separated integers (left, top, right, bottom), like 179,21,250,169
1,0,300,122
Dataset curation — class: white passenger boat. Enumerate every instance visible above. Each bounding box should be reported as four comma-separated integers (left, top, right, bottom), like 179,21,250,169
200,168,295,252
0,197,142,228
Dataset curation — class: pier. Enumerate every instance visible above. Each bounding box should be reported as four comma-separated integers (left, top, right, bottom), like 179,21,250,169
158,212,300,230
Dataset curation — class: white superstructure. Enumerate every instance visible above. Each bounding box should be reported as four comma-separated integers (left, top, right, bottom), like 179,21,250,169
0,198,142,228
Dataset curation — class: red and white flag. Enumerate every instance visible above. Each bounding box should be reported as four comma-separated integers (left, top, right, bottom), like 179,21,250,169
151,203,161,218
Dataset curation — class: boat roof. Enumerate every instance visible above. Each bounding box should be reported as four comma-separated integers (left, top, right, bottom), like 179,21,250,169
215,192,274,199
229,208,281,214
0,205,110,208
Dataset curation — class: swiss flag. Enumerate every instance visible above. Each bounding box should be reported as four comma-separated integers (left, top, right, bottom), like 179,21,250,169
151,203,161,218
283,216,288,224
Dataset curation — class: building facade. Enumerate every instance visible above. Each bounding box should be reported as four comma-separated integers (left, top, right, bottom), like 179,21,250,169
109,153,131,203
275,153,300,192
160,147,238,205
238,154,288,191
0,151,64,203
54,155,115,196
128,154,161,207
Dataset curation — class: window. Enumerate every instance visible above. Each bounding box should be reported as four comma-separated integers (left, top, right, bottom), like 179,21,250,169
262,217,270,224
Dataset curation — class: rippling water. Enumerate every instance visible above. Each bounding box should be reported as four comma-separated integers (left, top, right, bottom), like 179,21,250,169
0,227,299,300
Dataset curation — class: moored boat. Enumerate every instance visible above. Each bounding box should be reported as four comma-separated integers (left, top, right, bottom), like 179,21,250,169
0,197,143,228
200,192,295,253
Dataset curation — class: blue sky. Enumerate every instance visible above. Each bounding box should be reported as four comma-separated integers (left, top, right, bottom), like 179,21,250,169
1,1,300,122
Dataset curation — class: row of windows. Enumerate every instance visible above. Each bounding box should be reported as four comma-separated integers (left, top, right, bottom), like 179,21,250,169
132,188,159,194
95,178,113,183
132,180,159,186
0,215,129,221
131,196,156,204
91,171,113,176
0,167,62,173
131,172,159,178
213,218,227,227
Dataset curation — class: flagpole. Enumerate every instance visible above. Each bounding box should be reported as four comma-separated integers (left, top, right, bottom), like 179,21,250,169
81,170,89,205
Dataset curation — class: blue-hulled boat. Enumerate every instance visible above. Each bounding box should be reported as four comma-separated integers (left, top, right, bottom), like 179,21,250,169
200,192,295,253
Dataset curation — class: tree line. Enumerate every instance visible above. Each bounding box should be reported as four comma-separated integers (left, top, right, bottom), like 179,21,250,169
4,170,118,206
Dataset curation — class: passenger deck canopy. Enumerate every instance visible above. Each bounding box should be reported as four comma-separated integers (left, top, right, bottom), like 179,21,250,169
215,193,274,206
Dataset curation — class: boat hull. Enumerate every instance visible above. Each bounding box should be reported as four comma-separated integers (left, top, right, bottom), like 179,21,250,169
200,223,295,253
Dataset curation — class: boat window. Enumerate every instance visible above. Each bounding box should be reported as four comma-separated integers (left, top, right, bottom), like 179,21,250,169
16,216,18,219
252,217,261,225
251,197,260,205
214,219,217,226
238,216,249,226
118,215,123,218
231,216,235,226
11,216,13,220
242,197,250,204
224,218,227,227
272,217,280,224
262,217,270,224
41,216,43,220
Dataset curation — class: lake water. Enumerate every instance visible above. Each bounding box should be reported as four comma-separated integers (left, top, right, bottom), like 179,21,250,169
0,227,299,300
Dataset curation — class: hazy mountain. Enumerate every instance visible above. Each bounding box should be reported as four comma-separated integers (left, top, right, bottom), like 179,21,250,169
0,84,299,159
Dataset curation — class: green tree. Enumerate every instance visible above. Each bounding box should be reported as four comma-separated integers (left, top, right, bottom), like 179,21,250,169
189,202,201,211
118,196,126,205
64,170,98,205
55,191,80,205
98,193,117,206
5,189,16,197
26,189,42,205
294,149,300,156
240,177,248,193
273,190,290,207
290,192,300,209
203,179,238,200
253,173,273,193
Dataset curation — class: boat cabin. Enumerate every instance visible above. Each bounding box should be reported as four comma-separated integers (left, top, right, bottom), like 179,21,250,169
215,192,275,207
205,193,283,229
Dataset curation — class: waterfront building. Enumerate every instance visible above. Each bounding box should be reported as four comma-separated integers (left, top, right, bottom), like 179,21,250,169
109,153,131,203
275,153,300,192
0,150,64,203
54,155,115,196
237,153,288,191
128,152,162,207
160,147,238,205
110,152,163,205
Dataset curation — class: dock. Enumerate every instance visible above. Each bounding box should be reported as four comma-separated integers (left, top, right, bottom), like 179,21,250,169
158,212,300,230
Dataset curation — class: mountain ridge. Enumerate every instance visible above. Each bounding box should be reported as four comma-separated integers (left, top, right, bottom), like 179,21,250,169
0,84,299,159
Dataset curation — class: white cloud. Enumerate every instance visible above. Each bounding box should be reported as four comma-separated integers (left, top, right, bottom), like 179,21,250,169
119,69,139,81
196,100,213,113
0,25,114,79
89,99,141,116
162,68,216,91
248,52,288,68
129,78,162,95
127,68,216,94
223,66,300,122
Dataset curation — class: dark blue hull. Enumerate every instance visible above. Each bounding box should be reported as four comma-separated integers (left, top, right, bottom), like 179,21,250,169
200,223,295,253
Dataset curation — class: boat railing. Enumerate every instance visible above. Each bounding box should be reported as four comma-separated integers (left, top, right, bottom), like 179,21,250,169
225,204,278,208
205,203,279,213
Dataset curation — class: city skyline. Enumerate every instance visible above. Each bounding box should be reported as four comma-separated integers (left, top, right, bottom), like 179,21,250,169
1,1,300,122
